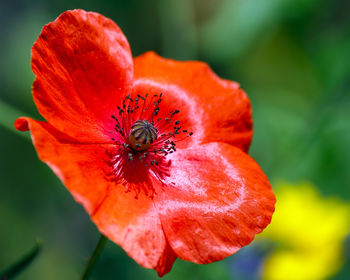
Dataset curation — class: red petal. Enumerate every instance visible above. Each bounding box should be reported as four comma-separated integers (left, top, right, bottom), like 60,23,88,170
154,142,275,263
92,187,177,276
134,52,253,152
154,242,177,277
131,79,205,149
32,10,133,142
15,117,112,213
16,117,176,275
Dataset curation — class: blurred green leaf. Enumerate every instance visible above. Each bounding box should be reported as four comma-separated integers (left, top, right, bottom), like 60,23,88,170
0,241,41,280
200,0,322,61
158,0,197,59
0,99,30,140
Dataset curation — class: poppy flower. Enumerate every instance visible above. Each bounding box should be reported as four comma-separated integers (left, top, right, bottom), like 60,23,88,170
15,9,276,276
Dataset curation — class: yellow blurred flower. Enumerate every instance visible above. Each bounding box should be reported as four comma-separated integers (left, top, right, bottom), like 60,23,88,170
260,182,350,280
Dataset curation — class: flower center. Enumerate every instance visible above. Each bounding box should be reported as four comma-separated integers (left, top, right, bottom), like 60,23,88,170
128,120,158,151
106,93,193,197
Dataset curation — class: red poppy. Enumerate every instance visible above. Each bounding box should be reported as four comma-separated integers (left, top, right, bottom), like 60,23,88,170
15,10,275,276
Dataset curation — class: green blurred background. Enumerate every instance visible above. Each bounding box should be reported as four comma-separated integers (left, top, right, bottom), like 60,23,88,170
0,0,349,279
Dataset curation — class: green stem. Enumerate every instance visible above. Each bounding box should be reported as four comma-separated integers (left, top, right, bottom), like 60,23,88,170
81,235,107,280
